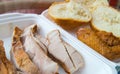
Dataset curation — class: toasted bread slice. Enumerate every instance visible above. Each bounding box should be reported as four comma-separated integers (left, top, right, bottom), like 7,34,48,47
65,0,109,12
48,1,91,23
91,6,120,38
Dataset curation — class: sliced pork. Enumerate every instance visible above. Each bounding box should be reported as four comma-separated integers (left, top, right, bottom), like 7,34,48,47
22,25,59,74
0,40,16,74
11,27,40,74
33,34,48,54
0,60,7,74
47,30,84,74
63,42,84,71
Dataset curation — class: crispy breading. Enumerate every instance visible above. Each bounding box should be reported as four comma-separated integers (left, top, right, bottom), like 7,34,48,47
77,28,120,61
96,31,120,46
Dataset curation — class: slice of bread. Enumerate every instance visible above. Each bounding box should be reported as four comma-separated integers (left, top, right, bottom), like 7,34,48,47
91,6,120,38
65,0,109,12
48,1,91,23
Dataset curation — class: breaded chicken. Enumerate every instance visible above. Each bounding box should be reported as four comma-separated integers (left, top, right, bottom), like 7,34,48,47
96,31,120,46
77,28,120,61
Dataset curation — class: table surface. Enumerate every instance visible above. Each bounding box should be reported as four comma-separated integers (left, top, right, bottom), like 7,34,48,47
0,0,64,14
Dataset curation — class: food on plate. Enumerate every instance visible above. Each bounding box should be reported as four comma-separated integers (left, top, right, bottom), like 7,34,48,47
0,22,84,74
0,40,16,74
10,27,40,74
91,6,120,38
48,0,91,30
73,4,120,61
47,0,109,30
48,1,91,22
0,60,8,74
22,25,59,74
65,0,109,12
47,30,84,73
60,0,120,61
96,31,120,46
48,0,109,30
77,28,120,60
33,34,48,54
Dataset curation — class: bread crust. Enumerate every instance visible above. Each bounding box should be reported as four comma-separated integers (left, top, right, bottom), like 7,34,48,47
91,6,120,38
48,1,92,23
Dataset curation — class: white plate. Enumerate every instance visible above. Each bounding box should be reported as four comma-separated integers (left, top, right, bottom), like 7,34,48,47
0,13,117,74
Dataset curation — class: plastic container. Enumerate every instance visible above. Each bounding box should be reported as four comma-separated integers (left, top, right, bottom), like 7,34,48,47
41,10,120,74
0,13,117,74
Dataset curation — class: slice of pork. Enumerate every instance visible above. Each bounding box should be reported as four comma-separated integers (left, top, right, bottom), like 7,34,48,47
0,40,16,74
11,27,40,74
33,34,48,54
0,60,8,74
47,30,84,74
22,25,59,74
63,42,84,71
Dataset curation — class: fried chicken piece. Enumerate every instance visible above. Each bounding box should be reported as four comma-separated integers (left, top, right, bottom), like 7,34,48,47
96,31,120,46
0,40,16,74
77,28,120,61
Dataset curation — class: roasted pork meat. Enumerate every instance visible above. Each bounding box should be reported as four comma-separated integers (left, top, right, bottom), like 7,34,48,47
0,60,7,74
11,27,40,74
22,25,59,74
0,40,16,74
47,30,84,74
33,34,48,54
